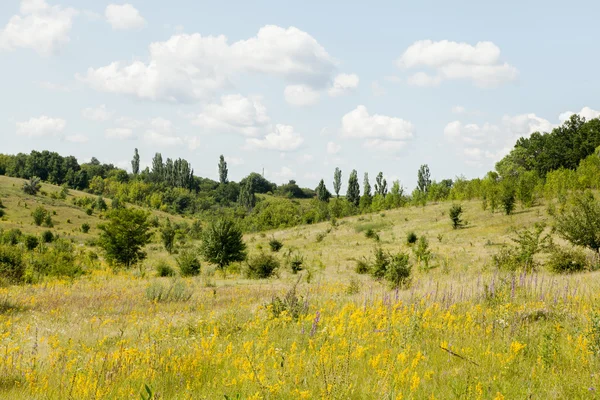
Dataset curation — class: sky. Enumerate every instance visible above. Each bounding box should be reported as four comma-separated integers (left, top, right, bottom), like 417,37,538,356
1,0,599,191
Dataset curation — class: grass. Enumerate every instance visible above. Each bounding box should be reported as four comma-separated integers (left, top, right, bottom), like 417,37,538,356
1,176,599,398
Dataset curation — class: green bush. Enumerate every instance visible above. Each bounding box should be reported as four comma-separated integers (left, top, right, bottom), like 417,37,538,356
0,209,4,218
449,204,464,229
43,214,54,228
176,250,201,277
86,208,93,216
41,230,54,243
0,245,25,283
385,252,412,289
269,238,283,252
365,229,380,241
31,206,47,226
155,260,176,277
288,252,304,274
81,223,90,233
414,236,432,269
29,239,82,278
406,231,418,245
23,235,39,251
354,258,370,274
1,229,22,245
245,252,279,279
547,246,587,274
370,247,389,279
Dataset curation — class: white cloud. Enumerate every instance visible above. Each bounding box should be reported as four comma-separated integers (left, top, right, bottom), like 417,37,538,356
326,141,341,155
16,115,66,137
328,73,359,96
558,106,600,122
65,134,88,143
284,84,320,106
143,117,199,149
105,4,146,31
0,0,78,55
105,127,135,140
82,104,112,121
397,40,518,88
79,25,337,102
191,94,270,136
245,124,304,151
341,105,414,140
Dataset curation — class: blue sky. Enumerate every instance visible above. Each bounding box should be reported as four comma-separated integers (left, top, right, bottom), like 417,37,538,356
1,0,599,191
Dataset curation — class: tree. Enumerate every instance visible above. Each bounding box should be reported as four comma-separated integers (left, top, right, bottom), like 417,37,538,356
501,179,516,215
315,179,331,202
161,218,176,254
555,191,600,254
238,178,256,210
97,208,152,268
31,206,47,226
333,167,342,198
131,148,140,175
375,172,388,197
417,165,431,194
151,153,164,183
346,169,360,206
201,219,247,270
22,176,41,195
218,155,228,184
360,172,373,210
449,204,464,229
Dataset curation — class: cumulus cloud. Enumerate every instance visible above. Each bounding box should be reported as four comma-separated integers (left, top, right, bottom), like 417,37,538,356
284,84,320,106
191,94,270,136
328,73,359,96
0,0,78,56
397,40,518,88
245,124,304,151
105,127,135,140
326,141,341,155
82,104,112,121
105,4,146,31
79,25,337,102
558,106,600,122
341,105,414,140
16,115,66,137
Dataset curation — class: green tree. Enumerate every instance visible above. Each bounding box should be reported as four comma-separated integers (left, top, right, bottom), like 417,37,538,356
417,165,431,194
161,218,176,254
501,179,516,215
151,153,164,183
315,179,331,202
238,177,256,210
333,167,342,198
449,204,464,229
360,172,373,210
346,169,360,206
131,148,140,175
555,191,600,254
31,206,47,226
374,172,388,197
97,208,152,268
201,219,247,270
22,176,41,195
218,155,228,184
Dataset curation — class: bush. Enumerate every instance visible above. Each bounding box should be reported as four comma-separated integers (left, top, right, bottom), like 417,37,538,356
23,235,39,251
0,245,25,283
44,214,54,228
1,229,22,245
269,238,283,252
555,191,600,254
365,229,380,241
413,236,432,269
354,258,370,274
547,246,587,274
176,250,201,277
86,208,93,216
268,281,307,321
29,239,82,278
245,252,279,279
406,231,418,245
22,177,41,195
385,252,412,289
370,247,389,279
201,219,247,270
41,230,54,243
81,223,90,233
0,209,4,218
449,204,464,229
155,260,176,277
31,206,47,226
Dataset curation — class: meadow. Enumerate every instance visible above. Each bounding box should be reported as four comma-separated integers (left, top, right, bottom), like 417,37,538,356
1,175,600,399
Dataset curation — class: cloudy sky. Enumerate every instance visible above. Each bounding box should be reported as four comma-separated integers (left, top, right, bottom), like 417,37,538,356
1,0,599,190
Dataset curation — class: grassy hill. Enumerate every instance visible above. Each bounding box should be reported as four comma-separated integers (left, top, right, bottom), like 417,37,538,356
1,176,600,398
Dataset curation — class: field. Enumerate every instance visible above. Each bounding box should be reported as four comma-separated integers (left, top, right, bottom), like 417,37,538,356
1,176,600,399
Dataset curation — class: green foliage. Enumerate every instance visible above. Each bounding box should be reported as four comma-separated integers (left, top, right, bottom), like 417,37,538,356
370,247,389,279
23,235,38,251
218,155,228,185
238,177,256,210
500,180,516,215
493,223,551,272
201,219,247,270
0,245,25,284
374,172,388,197
547,246,588,274
333,167,342,198
29,239,82,278
406,231,418,245
449,204,464,229
268,282,307,321
98,208,152,268
413,236,432,269
31,206,47,226
22,176,41,195
385,252,412,289
95,196,108,211
41,230,54,243
555,191,600,253
364,228,380,241
346,169,360,207
315,179,331,202
417,164,431,194
81,223,90,233
176,249,201,277
268,238,283,252
43,213,53,228
86,208,93,216
155,260,176,277
131,148,140,175
161,219,176,254
245,252,279,279
146,280,193,303
1,229,22,246
288,252,304,274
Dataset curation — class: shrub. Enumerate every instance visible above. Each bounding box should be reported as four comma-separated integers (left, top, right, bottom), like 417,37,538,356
406,231,418,245
449,204,464,229
155,260,176,277
269,238,283,252
370,247,390,279
31,206,47,226
346,277,361,295
288,252,304,274
365,229,380,241
0,209,4,218
41,230,54,243
43,214,54,228
22,177,41,195
176,250,201,277
161,219,176,254
268,281,307,320
555,191,600,254
201,219,247,270
354,258,370,274
1,229,22,245
23,235,39,251
0,245,25,283
385,252,412,289
81,223,90,233
146,280,193,302
547,246,587,274
86,208,93,216
245,252,279,279
30,239,82,278
501,185,516,215
413,236,432,269
315,232,326,243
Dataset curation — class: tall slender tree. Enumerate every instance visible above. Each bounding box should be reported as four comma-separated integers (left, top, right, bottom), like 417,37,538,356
363,172,372,198
315,179,331,202
238,177,256,210
151,153,164,183
333,167,342,198
375,172,388,197
346,169,360,206
360,172,373,209
218,155,228,184
131,148,140,175
417,164,431,194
